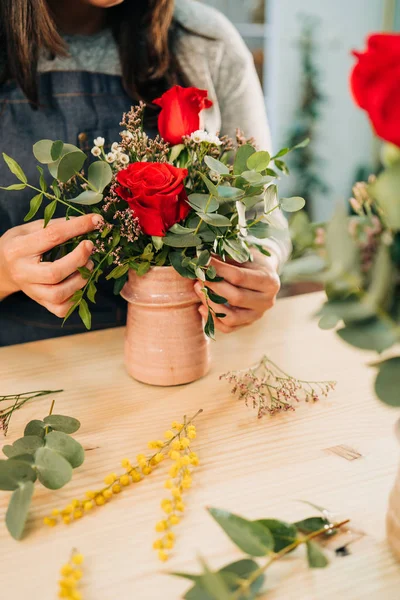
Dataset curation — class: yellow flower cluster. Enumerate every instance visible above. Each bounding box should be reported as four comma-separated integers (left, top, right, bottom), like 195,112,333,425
153,422,199,562
58,550,84,599
44,410,202,530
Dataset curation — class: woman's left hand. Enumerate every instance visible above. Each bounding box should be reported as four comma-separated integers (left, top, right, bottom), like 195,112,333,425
194,249,281,334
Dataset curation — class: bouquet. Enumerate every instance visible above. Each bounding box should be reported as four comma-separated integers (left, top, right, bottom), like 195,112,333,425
1,85,306,338
284,34,400,406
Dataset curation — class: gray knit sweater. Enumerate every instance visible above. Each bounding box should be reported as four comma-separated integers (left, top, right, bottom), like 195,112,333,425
39,0,291,267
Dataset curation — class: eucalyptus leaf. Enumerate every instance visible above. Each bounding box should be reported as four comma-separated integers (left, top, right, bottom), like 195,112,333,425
374,357,400,407
306,541,329,568
207,289,227,305
337,319,396,353
233,145,256,175
318,314,340,330
2,153,27,184
196,558,232,600
199,172,218,197
0,460,37,491
223,239,251,263
2,435,44,458
163,233,202,248
5,480,34,540
43,414,80,434
242,170,263,184
217,186,244,201
88,160,112,193
33,140,55,164
51,140,64,161
57,150,86,183
170,143,185,163
364,242,394,311
188,194,219,213
70,190,103,205
281,196,306,212
197,250,210,267
247,150,270,172
169,224,197,235
204,311,215,340
170,252,197,279
208,507,274,557
369,164,400,229
199,213,231,227
45,431,84,468
256,519,297,552
294,517,329,534
35,447,73,489
204,156,230,175
247,221,269,239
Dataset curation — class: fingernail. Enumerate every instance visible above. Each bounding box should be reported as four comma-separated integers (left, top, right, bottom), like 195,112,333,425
92,214,103,226
84,240,94,253
194,283,202,296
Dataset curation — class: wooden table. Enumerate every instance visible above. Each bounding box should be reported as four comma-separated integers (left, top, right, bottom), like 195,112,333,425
0,292,399,600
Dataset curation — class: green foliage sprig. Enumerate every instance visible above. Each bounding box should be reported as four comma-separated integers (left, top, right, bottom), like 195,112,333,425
0,401,84,540
0,389,63,435
172,505,350,599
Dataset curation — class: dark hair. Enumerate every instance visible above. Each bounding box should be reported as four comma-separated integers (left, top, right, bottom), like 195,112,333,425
0,0,182,105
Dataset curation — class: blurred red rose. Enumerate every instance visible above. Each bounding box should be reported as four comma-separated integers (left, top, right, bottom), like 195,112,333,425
154,85,213,145
351,33,400,146
116,162,189,237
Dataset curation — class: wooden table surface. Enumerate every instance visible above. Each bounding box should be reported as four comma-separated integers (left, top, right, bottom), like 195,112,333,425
0,292,399,600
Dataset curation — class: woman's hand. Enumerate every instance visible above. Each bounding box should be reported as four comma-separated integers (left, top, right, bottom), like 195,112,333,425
194,249,281,334
0,214,101,317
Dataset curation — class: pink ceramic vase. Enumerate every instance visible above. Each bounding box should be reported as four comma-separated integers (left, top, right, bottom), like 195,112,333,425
120,266,210,386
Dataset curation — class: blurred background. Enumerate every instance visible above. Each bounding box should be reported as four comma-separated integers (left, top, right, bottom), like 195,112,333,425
202,0,400,222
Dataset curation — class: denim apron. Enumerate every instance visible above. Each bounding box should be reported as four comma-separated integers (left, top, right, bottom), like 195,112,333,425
0,71,139,346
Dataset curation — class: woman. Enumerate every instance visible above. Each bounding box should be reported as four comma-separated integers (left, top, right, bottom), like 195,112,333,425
0,0,290,347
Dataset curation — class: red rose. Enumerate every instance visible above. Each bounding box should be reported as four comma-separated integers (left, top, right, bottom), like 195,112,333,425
116,162,189,237
350,33,400,146
154,85,213,145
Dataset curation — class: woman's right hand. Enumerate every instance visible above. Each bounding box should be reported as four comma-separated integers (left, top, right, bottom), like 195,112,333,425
0,214,102,318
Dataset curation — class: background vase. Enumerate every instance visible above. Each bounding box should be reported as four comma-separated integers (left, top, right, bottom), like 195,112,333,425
120,267,210,386
387,420,400,561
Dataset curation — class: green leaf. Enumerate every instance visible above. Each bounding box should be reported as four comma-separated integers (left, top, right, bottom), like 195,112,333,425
197,250,211,267
206,265,217,280
206,289,227,305
57,150,86,183
188,194,219,213
44,200,57,227
78,299,92,330
275,159,290,174
0,183,27,191
8,454,35,465
51,140,64,161
223,239,250,263
294,517,329,534
199,172,218,197
152,235,164,250
247,150,270,172
169,224,197,235
0,459,37,491
5,480,34,540
247,221,269,238
233,145,256,175
45,431,84,468
43,415,80,434
87,281,97,303
204,310,215,340
163,233,202,248
374,357,400,407
196,267,206,281
217,186,244,201
199,213,231,227
208,507,274,557
241,170,263,184
2,153,27,183
106,263,130,280
364,242,394,311
318,314,340,330
24,193,43,222
3,435,44,458
256,519,298,552
37,166,47,192
170,143,185,163
281,197,306,212
70,190,103,205
306,541,329,568
170,252,197,280
204,156,230,175
24,420,45,437
294,138,310,149
88,160,112,193
369,164,400,229
337,319,396,353
78,266,92,280
194,558,232,600
33,140,55,164
35,447,73,489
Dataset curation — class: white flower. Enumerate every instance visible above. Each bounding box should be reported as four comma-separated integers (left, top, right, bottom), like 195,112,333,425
111,142,120,152
106,152,117,163
91,146,102,157
190,130,222,146
120,130,133,140
94,137,105,147
119,154,130,165
207,133,222,146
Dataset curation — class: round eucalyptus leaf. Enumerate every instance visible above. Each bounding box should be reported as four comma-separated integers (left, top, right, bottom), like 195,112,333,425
281,196,306,212
0,459,37,491
219,559,265,596
337,320,396,353
24,420,45,438
375,357,400,407
5,436,44,458
188,194,219,213
199,213,231,227
242,170,263,184
233,144,256,175
6,480,35,540
204,155,230,175
88,160,112,193
32,139,54,164
35,447,73,489
43,414,80,434
318,314,340,330
247,150,270,172
69,190,103,205
45,431,85,468
57,150,86,183
8,454,35,465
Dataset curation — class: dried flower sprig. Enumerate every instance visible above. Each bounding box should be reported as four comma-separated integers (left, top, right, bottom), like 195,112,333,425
221,355,336,418
58,549,84,600
153,417,200,562
44,409,203,528
0,389,63,435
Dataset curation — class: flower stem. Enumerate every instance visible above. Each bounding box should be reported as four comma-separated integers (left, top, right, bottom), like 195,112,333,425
26,184,85,216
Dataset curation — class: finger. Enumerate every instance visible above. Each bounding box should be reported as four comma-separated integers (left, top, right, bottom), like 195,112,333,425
43,300,75,320
198,305,238,334
22,214,102,256
210,257,267,292
200,279,267,311
35,240,94,284
29,260,93,306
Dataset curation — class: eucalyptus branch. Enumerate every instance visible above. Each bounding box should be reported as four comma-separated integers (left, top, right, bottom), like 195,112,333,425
25,184,85,216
